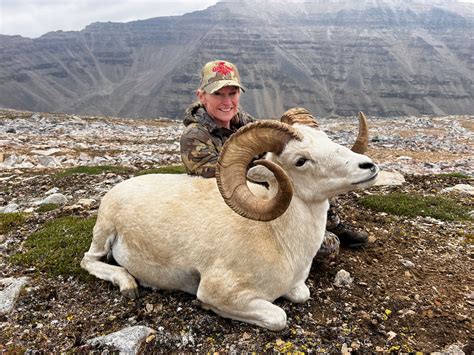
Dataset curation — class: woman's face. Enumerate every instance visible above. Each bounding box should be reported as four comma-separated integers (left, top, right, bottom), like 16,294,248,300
197,86,241,128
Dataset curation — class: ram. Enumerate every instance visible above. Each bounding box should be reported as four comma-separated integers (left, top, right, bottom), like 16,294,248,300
81,110,379,330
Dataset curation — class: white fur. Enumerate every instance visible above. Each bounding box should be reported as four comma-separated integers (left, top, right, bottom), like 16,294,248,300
81,124,377,330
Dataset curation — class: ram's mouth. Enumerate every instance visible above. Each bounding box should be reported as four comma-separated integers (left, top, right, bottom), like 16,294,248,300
352,165,379,185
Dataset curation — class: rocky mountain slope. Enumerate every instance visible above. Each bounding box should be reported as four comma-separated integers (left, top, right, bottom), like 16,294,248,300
0,0,472,118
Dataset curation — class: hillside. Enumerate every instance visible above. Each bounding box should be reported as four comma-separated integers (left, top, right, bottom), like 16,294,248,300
0,0,472,118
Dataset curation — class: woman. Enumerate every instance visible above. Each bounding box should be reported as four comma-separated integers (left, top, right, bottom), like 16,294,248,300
180,60,366,258
180,60,254,178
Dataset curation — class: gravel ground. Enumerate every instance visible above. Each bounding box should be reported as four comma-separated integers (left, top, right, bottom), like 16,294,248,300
0,110,473,352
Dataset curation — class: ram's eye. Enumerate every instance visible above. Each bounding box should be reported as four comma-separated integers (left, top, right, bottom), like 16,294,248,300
295,158,307,167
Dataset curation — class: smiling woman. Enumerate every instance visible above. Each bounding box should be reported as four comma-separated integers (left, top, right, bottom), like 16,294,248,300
180,60,254,178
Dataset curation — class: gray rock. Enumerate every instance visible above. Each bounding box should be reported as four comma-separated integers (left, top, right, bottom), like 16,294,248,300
40,193,68,205
400,259,415,268
0,277,29,315
432,344,465,355
45,187,60,195
30,148,63,156
37,155,61,168
87,325,156,354
373,171,405,186
16,161,35,169
0,203,19,213
441,184,474,196
334,269,353,287
76,198,96,208
2,154,21,167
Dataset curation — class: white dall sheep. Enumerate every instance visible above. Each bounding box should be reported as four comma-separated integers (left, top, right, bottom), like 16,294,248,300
81,111,379,331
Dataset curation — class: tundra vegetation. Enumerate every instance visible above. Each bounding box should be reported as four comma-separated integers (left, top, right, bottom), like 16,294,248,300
10,216,96,280
0,213,28,234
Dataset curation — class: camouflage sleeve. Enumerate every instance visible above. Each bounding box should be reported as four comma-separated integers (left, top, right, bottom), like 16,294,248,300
180,124,219,178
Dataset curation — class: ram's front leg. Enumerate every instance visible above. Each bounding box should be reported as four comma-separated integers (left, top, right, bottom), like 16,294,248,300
197,277,287,331
283,283,310,303
283,263,311,303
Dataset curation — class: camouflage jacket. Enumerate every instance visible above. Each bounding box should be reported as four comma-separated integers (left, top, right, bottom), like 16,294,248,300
180,102,255,178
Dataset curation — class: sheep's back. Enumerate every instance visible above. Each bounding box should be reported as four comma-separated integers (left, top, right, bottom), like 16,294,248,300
97,174,274,261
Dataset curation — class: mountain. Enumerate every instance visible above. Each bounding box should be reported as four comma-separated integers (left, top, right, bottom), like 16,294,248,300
0,0,472,118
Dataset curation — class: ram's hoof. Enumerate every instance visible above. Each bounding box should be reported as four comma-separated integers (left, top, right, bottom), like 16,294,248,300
121,287,139,299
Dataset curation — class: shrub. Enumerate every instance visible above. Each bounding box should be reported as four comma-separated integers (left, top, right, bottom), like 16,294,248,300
435,172,471,179
136,165,186,175
10,216,96,280
0,213,28,234
36,203,60,213
359,192,471,221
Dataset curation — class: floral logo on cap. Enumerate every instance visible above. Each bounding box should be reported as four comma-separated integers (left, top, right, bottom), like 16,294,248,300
212,61,234,76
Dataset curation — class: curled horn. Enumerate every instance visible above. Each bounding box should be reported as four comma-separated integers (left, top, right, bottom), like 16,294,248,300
351,111,369,154
216,120,302,222
281,107,369,154
280,107,319,128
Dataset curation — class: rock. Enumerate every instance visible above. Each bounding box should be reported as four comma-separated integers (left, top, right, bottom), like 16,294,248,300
387,331,397,341
16,161,35,169
104,176,124,185
441,184,474,196
181,329,195,347
37,155,61,168
373,171,405,186
0,203,19,213
87,326,156,354
400,259,415,268
0,277,29,315
1,154,21,167
432,344,465,355
334,269,353,287
0,152,4,162
30,148,63,156
399,309,416,318
39,193,68,205
6,128,16,134
77,198,96,208
341,343,351,355
45,187,60,195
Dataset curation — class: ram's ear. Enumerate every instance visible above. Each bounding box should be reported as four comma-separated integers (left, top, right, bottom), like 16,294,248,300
247,165,276,184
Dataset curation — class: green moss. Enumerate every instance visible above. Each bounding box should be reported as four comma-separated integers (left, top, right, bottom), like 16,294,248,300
10,216,96,280
36,203,60,213
0,212,28,234
435,172,471,179
136,165,186,175
55,165,131,177
359,193,471,221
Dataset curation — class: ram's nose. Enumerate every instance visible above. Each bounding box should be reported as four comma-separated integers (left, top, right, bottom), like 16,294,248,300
359,161,379,178
359,162,376,171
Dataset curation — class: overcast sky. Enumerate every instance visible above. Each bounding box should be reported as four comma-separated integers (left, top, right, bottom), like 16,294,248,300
0,0,220,38
1,0,473,39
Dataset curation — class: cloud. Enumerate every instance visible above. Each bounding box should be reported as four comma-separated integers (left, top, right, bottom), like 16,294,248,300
0,0,219,38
